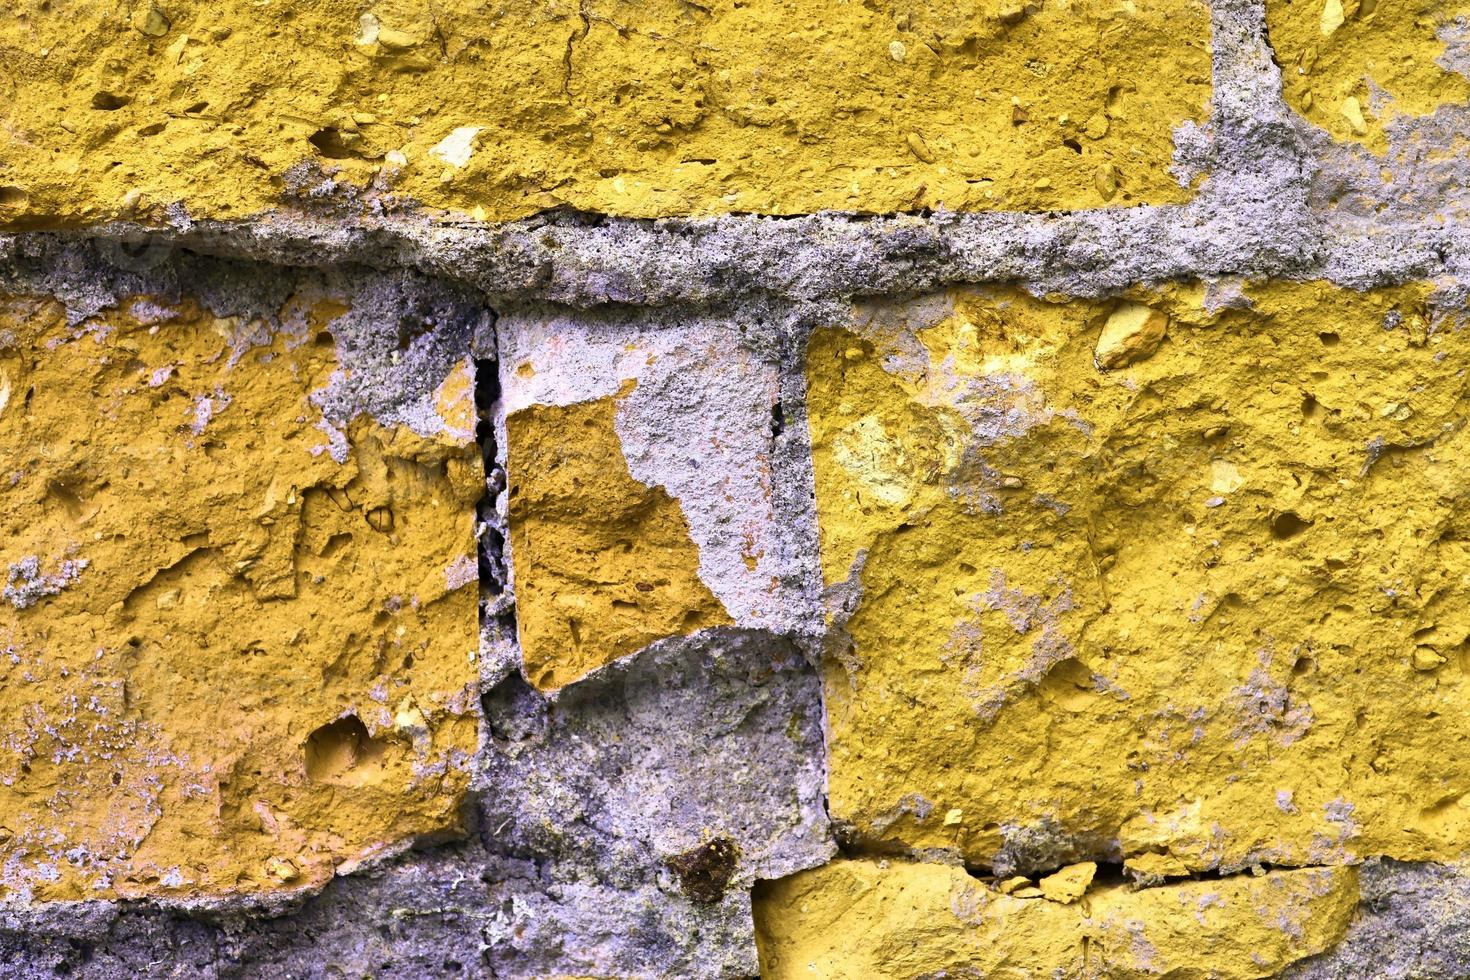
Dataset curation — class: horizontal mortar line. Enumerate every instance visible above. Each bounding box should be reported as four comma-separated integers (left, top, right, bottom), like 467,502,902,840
6,195,1458,309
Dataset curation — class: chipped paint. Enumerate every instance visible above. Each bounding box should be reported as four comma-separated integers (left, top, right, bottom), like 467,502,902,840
1268,0,1470,148
504,390,731,690
756,859,1359,978
0,290,480,901
810,282,1470,875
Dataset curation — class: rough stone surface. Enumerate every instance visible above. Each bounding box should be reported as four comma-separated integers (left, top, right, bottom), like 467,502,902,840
1266,0,1470,149
0,0,1210,225
0,255,482,904
756,859,1360,978
4,0,1470,972
813,281,1470,875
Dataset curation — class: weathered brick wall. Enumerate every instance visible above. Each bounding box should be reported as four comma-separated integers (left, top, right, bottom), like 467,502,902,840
3,0,1470,976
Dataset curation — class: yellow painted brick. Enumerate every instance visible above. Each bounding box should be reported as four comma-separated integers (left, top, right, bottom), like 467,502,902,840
809,281,1470,872
0,0,1210,227
755,859,1359,979
504,388,731,690
0,292,480,901
1266,0,1470,149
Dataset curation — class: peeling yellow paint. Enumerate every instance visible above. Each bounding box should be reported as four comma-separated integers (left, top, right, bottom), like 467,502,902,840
505,390,730,691
0,292,481,901
755,859,1359,979
0,0,1210,227
809,281,1470,873
1267,0,1470,149
1038,861,1096,903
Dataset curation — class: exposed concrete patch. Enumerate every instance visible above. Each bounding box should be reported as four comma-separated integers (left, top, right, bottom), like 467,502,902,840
0,627,833,978
477,627,832,976
498,306,823,655
481,629,832,888
1283,859,1470,979
1306,103,1470,290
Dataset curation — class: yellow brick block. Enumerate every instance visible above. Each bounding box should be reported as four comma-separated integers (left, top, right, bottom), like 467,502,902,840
1266,0,1470,149
504,390,731,690
498,310,806,691
0,0,1210,227
809,281,1470,873
0,292,480,901
755,859,1358,979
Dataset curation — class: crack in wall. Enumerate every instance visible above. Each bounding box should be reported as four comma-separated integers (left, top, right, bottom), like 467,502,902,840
560,2,592,100
472,342,517,693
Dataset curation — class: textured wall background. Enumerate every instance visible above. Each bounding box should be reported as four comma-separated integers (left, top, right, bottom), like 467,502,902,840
3,0,1470,976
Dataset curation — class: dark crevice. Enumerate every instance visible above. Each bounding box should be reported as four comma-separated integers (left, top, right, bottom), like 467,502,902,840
471,334,520,701
961,857,1130,887
960,855,1339,889
829,823,1346,892
474,353,509,603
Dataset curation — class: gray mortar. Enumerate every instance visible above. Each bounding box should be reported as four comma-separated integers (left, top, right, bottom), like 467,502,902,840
0,628,830,979
1283,860,1470,979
